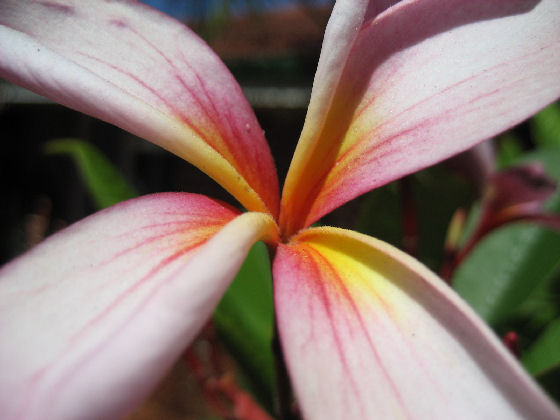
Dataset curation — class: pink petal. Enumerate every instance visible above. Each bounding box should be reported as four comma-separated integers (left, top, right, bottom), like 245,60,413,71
274,227,560,419
0,0,279,217
280,0,560,236
0,193,277,420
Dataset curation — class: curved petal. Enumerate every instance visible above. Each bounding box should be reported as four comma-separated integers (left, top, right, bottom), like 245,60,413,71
365,0,403,20
280,0,560,236
0,193,278,420
278,0,369,236
0,0,279,217
274,227,560,419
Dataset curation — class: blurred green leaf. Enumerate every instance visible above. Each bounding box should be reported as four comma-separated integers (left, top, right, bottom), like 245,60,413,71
512,269,560,338
354,182,402,248
453,148,560,326
413,166,474,270
523,317,560,376
454,224,560,325
213,241,275,406
45,138,137,209
496,133,523,169
355,166,473,271
531,103,560,148
534,367,560,402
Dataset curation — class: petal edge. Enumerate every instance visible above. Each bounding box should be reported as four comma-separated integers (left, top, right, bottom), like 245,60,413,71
0,193,277,420
274,227,560,419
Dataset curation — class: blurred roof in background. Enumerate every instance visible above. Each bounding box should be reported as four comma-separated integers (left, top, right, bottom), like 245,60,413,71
142,0,332,21
2,0,335,108
194,3,331,59
142,0,333,84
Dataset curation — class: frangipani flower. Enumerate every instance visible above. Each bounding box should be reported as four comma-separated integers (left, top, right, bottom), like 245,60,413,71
1,0,559,419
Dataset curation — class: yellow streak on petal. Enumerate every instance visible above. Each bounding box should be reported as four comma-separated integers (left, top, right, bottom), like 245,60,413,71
295,227,405,322
280,87,381,235
233,211,280,245
290,224,446,326
147,113,272,216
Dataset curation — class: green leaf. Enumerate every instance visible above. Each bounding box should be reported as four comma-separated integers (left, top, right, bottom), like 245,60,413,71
454,224,560,325
413,166,474,270
531,103,560,148
523,317,560,376
453,148,560,325
355,165,474,271
513,268,560,336
44,138,137,209
213,241,275,405
354,182,402,248
496,133,523,169
533,367,560,402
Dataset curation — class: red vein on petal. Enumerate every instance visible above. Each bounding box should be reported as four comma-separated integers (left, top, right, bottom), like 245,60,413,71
340,76,503,169
75,51,223,156
103,23,269,197
127,219,218,232
294,45,550,228
74,239,207,342
301,244,365,418
107,228,210,264
20,245,187,405
306,244,411,419
24,236,210,411
338,42,549,173
123,25,224,135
